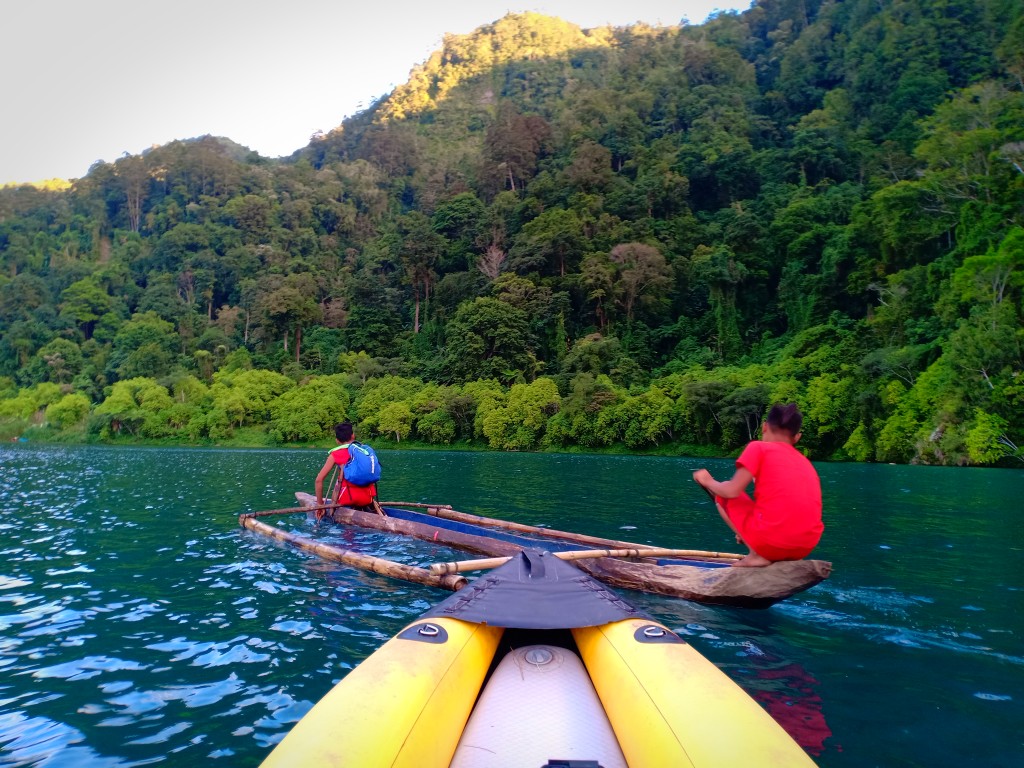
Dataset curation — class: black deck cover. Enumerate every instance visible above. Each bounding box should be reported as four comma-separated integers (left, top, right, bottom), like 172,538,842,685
421,549,646,629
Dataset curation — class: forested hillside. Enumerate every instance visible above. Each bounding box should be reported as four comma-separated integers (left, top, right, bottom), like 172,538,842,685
2,0,1022,465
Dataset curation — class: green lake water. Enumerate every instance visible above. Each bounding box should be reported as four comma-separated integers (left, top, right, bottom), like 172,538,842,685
0,444,1021,766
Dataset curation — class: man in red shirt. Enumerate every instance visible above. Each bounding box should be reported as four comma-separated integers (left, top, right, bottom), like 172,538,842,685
315,422,377,519
692,403,823,567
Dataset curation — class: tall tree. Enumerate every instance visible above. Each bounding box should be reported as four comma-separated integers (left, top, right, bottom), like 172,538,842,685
398,212,446,333
115,154,149,233
483,102,552,193
441,297,534,383
258,274,323,363
608,242,672,323
59,277,113,339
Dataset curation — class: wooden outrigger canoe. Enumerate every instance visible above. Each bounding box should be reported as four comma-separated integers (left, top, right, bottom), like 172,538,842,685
291,492,831,608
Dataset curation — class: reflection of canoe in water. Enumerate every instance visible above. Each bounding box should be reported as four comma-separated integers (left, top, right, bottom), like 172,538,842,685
294,492,831,609
261,549,818,767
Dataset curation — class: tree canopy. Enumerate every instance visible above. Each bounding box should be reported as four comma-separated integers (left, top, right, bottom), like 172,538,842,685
2,2,1023,466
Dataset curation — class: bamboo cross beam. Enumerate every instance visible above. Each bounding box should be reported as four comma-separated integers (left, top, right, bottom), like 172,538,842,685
378,501,454,510
429,546,743,575
240,502,339,519
381,501,743,564
240,515,468,591
245,498,390,520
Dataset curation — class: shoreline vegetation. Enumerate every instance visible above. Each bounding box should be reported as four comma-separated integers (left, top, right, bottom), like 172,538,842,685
0,364,1017,467
2,9,1023,468
0,372,733,461
2,427,727,461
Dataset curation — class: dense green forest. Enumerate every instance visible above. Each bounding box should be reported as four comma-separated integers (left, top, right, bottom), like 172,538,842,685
1,0,1022,465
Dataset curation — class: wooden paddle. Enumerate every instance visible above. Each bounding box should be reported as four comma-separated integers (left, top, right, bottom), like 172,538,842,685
693,473,750,549
693,473,718,502
319,465,340,520
429,546,743,575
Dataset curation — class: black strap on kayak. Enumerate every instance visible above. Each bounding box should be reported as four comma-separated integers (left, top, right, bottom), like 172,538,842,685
421,548,644,630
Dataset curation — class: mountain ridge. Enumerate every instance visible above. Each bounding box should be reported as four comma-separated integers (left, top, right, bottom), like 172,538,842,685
0,1,1022,467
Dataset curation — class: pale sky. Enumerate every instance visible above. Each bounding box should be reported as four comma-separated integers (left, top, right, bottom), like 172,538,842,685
1,1,751,184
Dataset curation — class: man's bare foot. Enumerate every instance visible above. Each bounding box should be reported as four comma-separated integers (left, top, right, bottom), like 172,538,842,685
731,553,773,567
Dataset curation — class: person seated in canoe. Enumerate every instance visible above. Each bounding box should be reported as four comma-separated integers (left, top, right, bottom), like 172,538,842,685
692,403,823,568
314,421,378,519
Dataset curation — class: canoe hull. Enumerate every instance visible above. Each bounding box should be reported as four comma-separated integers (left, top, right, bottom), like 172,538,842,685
294,492,830,607
577,555,832,608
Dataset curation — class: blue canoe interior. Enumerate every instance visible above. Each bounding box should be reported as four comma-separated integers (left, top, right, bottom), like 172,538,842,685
383,503,733,567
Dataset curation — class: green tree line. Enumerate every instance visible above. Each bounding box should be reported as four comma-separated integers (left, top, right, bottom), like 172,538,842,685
1,1,1022,465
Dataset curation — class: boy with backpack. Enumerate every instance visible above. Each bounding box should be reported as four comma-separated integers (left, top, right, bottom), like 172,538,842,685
314,422,381,520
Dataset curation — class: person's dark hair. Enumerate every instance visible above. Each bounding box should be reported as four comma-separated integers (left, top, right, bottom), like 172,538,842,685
766,403,802,436
334,422,354,442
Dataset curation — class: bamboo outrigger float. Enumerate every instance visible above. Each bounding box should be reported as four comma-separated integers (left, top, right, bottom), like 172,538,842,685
239,512,468,591
239,493,831,608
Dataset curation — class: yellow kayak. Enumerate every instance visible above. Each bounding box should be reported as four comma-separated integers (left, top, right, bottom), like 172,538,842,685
261,549,817,767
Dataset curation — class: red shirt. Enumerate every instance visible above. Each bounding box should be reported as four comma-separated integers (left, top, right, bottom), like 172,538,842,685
736,440,823,550
329,444,377,507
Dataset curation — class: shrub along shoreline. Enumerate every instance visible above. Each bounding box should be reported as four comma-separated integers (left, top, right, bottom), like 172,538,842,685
2,353,1018,467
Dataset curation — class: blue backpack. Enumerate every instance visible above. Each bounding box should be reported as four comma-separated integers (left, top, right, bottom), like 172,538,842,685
343,442,381,486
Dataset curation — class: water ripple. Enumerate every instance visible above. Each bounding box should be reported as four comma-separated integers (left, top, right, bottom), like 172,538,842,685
777,600,1024,665
0,711,108,767
32,656,148,681
1,444,1021,768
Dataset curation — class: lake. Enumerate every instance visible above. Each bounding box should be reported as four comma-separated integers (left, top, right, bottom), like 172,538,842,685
0,444,1021,766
